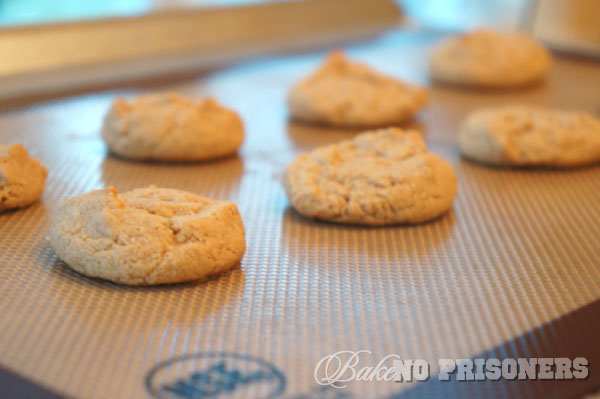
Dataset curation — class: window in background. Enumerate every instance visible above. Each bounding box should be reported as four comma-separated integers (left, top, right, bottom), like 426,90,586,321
398,0,528,31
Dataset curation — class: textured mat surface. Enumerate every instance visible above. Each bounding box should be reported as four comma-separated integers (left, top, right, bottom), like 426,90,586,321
0,31,599,399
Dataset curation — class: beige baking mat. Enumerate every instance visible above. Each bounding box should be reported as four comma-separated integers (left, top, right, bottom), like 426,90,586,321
1,31,599,399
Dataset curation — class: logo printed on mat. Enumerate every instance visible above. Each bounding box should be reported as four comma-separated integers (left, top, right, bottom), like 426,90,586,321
146,352,286,399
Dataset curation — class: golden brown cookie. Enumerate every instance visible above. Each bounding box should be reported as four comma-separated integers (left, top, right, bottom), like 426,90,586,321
288,51,428,127
430,29,551,88
102,93,244,161
283,128,457,225
460,105,600,167
50,186,246,285
0,144,47,212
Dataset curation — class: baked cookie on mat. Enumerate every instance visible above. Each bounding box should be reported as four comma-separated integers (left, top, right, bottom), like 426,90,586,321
102,93,244,161
282,128,457,225
49,186,246,285
429,29,551,88
287,51,428,127
0,144,48,212
459,105,600,167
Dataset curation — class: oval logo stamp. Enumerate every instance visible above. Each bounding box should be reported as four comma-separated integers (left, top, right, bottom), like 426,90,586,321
146,352,286,399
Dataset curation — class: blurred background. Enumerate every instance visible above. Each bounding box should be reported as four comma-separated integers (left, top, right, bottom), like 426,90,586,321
0,0,529,29
0,0,598,100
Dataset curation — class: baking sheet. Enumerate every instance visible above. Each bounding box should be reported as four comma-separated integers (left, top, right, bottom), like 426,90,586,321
1,30,599,399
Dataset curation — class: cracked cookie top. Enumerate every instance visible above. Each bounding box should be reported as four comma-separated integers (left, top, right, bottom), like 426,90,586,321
102,92,244,161
287,51,428,127
49,186,246,285
282,128,457,225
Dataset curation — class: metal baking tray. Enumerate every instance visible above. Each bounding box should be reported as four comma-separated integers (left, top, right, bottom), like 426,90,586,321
1,30,599,399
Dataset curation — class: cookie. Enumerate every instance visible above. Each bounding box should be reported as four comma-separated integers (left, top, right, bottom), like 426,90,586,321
102,93,244,161
430,29,551,88
287,51,428,127
49,186,246,285
282,128,457,225
459,105,600,167
0,144,48,212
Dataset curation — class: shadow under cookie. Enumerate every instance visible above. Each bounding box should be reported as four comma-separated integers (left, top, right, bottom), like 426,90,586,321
281,206,456,257
46,245,247,326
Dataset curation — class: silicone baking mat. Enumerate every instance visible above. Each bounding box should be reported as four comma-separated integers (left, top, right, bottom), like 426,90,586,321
1,31,599,399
